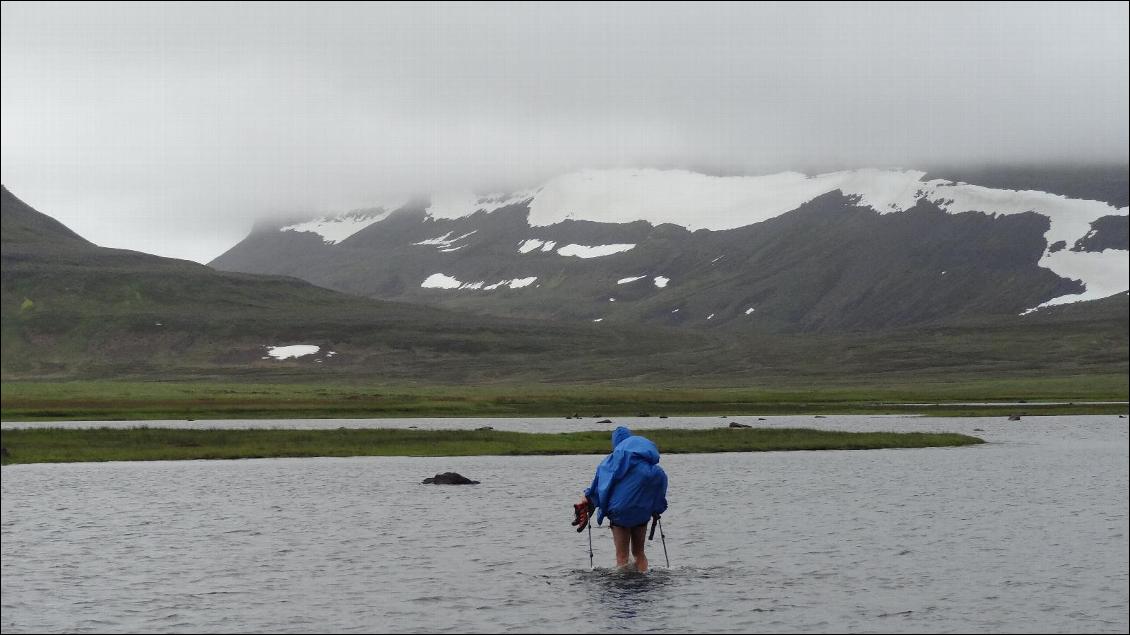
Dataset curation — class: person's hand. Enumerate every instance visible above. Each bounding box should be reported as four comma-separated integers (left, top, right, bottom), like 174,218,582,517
571,501,591,532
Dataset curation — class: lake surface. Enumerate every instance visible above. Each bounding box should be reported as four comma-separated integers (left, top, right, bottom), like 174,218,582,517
2,415,1127,633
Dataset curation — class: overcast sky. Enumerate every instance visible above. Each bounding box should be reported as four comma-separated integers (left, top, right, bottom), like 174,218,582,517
2,2,1128,263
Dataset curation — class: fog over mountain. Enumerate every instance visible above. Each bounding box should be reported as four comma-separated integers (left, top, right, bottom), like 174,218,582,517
2,2,1128,263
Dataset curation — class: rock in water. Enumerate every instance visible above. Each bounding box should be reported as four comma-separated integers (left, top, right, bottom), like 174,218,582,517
729,421,751,428
597,419,613,424
1008,415,1022,421
423,472,480,485
475,426,494,431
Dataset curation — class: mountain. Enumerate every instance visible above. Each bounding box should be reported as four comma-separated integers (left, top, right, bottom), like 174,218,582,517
4,182,1126,384
211,168,1129,332
1,185,719,381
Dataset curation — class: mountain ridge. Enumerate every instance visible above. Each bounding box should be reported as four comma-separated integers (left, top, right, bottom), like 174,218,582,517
210,167,1129,332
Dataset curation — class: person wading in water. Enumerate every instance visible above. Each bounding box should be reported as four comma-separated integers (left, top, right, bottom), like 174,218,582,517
572,426,668,571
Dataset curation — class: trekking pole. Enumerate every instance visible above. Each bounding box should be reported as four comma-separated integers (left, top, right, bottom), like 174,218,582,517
587,521,594,570
658,517,670,568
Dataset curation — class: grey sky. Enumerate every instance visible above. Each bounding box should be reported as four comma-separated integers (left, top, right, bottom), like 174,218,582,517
2,2,1127,263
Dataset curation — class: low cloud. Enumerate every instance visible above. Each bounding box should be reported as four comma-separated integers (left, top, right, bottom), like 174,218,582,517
3,2,1127,262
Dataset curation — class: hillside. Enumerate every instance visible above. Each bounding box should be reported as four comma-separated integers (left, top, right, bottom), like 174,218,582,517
3,184,1126,384
1,186,720,381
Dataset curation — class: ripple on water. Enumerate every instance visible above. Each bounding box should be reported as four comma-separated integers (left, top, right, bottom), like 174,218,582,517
1,417,1127,633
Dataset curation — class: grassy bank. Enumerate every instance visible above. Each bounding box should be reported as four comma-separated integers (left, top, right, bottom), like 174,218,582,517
0,427,985,464
1,375,1127,421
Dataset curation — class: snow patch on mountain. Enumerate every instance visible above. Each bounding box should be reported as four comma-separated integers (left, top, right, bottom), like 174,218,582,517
556,243,635,258
415,230,477,250
617,276,646,284
280,205,401,244
422,273,537,291
526,168,930,229
504,276,538,289
654,276,669,288
1030,249,1130,309
421,273,463,289
265,345,320,360
427,190,536,219
517,239,558,254
518,239,543,253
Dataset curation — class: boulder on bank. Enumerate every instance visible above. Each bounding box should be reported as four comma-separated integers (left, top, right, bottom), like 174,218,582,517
423,472,480,485
1,446,9,458
729,421,751,428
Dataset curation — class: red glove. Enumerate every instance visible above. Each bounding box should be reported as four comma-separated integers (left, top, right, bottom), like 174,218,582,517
571,500,593,532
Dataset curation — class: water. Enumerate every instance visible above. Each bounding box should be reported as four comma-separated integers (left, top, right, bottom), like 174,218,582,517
2,416,1127,633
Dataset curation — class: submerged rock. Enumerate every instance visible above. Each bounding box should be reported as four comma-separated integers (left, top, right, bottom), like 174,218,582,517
728,421,751,428
422,472,480,485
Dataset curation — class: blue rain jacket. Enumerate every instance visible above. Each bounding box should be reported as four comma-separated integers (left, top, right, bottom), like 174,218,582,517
584,426,669,528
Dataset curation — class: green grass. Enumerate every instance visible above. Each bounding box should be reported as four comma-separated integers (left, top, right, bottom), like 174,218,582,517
0,427,985,464
1,375,1126,421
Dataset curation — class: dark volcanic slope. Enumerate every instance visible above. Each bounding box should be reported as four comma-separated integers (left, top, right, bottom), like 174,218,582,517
212,181,1124,333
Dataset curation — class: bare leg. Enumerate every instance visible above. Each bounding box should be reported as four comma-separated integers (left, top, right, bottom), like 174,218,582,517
630,524,649,572
611,526,632,569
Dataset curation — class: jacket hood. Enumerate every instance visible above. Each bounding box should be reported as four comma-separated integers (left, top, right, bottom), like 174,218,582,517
612,426,632,449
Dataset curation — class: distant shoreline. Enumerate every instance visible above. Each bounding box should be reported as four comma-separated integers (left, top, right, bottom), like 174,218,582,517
2,377,1126,422
0,427,984,465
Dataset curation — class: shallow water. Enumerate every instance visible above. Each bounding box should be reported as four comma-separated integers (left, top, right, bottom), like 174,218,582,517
2,416,1127,633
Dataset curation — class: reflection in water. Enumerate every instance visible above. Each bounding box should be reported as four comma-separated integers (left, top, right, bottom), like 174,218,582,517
578,567,676,622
